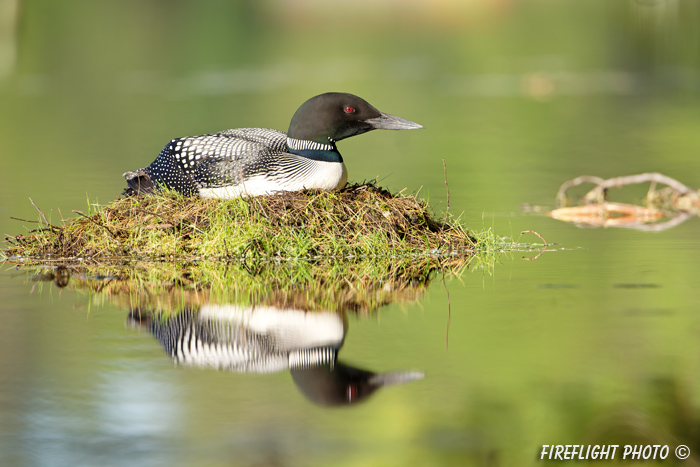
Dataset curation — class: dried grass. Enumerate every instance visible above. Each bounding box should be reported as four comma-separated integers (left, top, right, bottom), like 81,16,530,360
3,183,477,262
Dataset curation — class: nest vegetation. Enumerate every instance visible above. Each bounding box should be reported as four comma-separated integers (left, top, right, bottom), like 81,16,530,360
3,183,476,262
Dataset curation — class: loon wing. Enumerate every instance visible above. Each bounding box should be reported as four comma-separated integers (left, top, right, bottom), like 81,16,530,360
185,128,288,189
124,128,289,195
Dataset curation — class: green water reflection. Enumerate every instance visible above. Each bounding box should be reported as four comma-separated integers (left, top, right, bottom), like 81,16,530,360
3,0,700,466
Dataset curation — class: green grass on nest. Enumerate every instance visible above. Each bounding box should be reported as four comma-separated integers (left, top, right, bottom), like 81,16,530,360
3,183,478,262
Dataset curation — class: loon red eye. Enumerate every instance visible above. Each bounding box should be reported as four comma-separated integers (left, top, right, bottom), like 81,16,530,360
347,385,357,402
344,106,355,114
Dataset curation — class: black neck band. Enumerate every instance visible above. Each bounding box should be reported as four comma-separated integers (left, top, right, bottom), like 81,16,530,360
288,146,343,163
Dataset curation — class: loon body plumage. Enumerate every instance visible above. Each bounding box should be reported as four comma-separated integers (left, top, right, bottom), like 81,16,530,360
123,92,422,198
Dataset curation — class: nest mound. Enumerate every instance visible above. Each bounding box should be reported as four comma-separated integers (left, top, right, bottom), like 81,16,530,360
3,183,476,262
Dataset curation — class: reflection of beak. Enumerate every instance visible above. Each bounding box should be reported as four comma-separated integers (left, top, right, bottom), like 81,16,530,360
368,370,425,387
364,112,424,130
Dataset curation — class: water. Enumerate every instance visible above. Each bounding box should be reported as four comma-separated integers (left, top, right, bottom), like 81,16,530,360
6,219,700,466
3,1,700,465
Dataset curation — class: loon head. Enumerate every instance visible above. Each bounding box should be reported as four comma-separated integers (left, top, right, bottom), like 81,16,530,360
287,92,423,145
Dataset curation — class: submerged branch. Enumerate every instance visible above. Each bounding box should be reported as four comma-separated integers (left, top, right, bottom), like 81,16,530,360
550,173,700,231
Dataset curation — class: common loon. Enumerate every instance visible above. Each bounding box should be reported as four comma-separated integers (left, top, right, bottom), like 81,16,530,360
123,92,422,198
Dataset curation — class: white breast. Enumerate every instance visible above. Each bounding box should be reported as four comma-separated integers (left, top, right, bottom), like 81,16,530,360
198,158,348,198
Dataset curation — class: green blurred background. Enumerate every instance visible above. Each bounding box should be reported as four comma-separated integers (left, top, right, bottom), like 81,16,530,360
2,0,700,222
3,1,700,466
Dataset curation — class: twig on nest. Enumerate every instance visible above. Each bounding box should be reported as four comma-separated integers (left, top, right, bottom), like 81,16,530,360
27,198,61,230
73,210,118,239
442,159,450,225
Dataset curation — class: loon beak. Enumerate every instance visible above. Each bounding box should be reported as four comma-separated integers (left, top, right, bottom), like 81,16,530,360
364,112,424,130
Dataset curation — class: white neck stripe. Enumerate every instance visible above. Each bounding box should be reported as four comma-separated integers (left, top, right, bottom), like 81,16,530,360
286,137,335,152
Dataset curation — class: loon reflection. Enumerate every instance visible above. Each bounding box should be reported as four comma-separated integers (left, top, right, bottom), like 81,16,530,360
128,305,423,406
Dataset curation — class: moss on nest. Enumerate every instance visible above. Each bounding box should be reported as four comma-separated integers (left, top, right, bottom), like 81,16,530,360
3,183,477,262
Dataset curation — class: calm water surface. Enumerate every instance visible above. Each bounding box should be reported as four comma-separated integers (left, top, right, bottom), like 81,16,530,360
3,1,700,465
2,213,699,466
